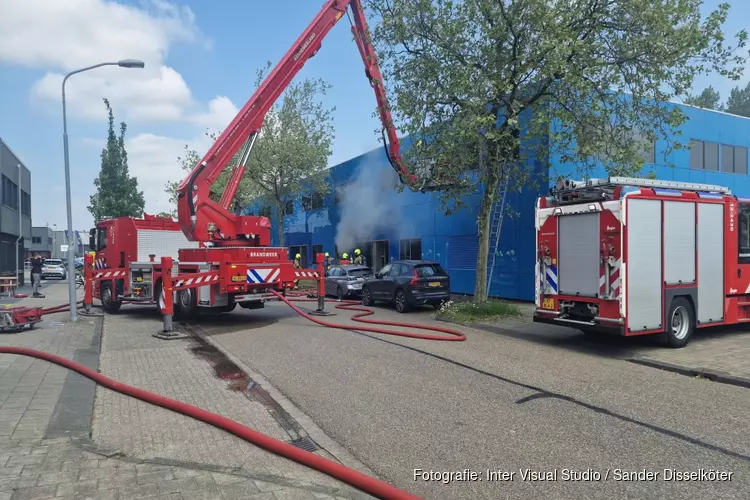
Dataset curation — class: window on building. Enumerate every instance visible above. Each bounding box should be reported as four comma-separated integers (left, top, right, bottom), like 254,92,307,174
631,129,656,164
311,192,323,210
1,175,19,210
301,192,324,211
720,144,748,174
399,239,422,260
284,200,294,215
21,191,31,216
690,139,723,171
333,185,347,204
259,206,272,218
32,236,42,244
705,141,719,171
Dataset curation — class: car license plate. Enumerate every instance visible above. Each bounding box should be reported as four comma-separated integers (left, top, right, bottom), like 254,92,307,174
45,267,54,270
542,297,555,310
231,275,246,282
428,281,440,287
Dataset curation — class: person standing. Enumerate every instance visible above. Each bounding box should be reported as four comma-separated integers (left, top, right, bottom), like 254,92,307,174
30,253,44,297
352,248,363,265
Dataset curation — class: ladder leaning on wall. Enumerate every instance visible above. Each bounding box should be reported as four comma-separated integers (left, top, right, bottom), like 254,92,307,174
485,172,510,298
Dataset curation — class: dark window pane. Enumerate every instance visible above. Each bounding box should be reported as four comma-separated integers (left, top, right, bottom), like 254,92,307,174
704,142,719,171
689,140,704,170
722,145,734,173
735,146,748,175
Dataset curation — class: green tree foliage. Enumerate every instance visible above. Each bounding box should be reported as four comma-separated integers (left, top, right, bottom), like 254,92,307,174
366,0,748,302
684,86,723,111
88,98,145,223
684,82,750,117
726,81,750,117
243,63,334,246
163,63,334,247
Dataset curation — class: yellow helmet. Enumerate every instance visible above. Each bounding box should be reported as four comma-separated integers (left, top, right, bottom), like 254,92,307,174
295,253,301,259
354,248,361,255
342,253,349,259
325,252,329,257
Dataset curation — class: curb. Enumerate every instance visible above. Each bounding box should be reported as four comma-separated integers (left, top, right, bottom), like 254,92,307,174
627,357,750,389
192,327,380,481
437,316,750,391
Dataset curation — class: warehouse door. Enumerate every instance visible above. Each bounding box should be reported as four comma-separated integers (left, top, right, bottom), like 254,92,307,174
289,245,308,267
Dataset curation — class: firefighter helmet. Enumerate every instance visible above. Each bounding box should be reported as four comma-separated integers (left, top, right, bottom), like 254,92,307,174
354,248,361,255
342,253,349,259
325,252,329,257
295,253,301,259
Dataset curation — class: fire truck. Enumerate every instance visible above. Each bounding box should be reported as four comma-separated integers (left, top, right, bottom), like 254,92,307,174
87,0,439,318
533,176,749,348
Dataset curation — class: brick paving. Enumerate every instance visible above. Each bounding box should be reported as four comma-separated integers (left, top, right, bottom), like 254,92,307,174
0,283,370,499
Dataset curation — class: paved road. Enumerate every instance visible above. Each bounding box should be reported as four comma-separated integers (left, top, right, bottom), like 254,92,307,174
193,299,750,500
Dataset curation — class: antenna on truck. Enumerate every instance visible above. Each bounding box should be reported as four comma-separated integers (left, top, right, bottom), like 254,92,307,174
549,176,731,205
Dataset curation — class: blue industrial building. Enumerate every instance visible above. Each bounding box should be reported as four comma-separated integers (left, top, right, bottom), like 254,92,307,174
245,103,750,302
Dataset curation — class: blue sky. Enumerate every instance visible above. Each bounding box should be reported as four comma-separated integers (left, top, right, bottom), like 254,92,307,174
0,0,747,231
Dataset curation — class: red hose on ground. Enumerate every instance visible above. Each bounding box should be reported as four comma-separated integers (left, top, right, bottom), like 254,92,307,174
0,346,422,500
268,290,466,341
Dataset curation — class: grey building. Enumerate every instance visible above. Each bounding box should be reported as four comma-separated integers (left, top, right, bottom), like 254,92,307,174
29,226,54,258
0,137,32,285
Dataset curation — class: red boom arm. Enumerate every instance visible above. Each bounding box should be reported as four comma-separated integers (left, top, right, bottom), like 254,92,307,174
176,0,423,245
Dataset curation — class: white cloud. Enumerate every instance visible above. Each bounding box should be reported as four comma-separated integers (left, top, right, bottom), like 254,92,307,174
125,132,214,215
0,0,232,124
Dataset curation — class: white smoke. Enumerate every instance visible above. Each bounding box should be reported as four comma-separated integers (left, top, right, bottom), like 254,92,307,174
335,164,402,253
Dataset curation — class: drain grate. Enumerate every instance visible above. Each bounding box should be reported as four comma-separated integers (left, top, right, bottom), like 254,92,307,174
289,437,319,452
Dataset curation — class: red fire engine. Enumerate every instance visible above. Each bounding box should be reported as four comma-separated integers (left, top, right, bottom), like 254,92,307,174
87,0,437,318
533,176,749,348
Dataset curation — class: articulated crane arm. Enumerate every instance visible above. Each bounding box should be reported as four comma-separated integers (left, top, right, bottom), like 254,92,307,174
176,0,432,246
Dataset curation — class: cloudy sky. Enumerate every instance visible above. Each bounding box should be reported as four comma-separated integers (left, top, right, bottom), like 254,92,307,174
0,0,746,231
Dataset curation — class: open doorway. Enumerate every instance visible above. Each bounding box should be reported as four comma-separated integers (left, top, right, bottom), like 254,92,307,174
289,245,308,267
356,240,389,272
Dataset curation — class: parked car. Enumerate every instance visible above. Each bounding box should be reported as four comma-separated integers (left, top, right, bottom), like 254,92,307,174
41,259,67,280
325,265,373,299
361,260,450,313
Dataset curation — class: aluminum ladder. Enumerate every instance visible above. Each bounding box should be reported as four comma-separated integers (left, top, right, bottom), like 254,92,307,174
486,173,510,298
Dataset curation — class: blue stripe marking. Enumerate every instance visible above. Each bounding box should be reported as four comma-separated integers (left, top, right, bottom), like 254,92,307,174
249,269,264,283
546,274,557,291
698,192,723,199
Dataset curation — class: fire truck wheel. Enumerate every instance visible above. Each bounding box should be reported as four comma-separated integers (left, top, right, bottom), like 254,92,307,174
101,283,122,314
664,297,694,348
175,288,197,319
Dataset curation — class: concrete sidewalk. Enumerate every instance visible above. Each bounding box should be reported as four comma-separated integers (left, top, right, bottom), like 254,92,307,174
0,283,367,499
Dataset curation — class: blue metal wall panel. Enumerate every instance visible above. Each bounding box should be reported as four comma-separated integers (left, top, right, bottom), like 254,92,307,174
244,101,750,302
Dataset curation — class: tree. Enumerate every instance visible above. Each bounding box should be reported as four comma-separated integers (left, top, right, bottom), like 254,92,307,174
685,86,723,111
163,133,243,218
88,98,145,223
726,81,750,117
366,0,748,302
242,63,334,246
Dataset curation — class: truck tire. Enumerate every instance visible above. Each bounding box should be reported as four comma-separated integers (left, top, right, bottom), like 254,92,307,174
175,288,198,319
663,297,694,348
101,282,122,314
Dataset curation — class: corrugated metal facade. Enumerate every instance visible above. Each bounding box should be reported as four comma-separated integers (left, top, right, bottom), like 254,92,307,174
244,103,750,302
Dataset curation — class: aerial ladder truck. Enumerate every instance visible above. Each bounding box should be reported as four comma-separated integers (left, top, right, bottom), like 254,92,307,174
86,0,440,319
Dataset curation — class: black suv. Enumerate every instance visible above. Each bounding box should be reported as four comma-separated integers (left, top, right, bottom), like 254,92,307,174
361,260,450,313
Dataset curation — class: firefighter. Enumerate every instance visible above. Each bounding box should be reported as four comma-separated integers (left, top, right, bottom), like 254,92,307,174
340,252,350,265
324,253,333,273
293,253,301,289
352,248,363,265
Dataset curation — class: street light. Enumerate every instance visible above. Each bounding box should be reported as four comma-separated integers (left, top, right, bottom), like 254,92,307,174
62,59,145,322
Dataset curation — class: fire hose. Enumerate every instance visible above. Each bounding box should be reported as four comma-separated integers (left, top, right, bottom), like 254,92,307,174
0,346,421,500
268,290,466,341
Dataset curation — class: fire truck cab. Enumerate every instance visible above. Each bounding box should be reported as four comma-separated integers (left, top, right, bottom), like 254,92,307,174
534,176,750,348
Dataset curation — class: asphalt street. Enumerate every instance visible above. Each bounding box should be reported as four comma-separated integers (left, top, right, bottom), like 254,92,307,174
195,300,750,500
